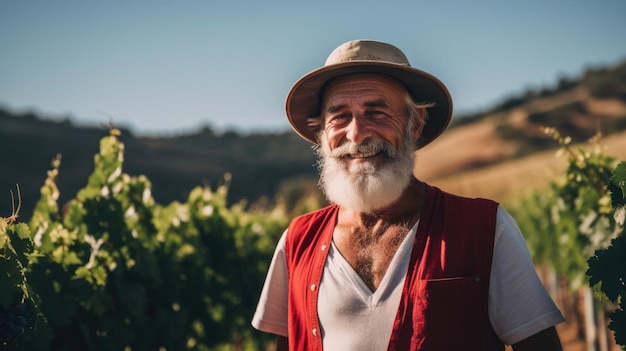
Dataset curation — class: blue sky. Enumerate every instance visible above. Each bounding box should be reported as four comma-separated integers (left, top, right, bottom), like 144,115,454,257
1,0,625,136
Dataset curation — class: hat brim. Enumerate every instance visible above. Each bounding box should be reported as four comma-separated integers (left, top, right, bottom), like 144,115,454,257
286,61,452,149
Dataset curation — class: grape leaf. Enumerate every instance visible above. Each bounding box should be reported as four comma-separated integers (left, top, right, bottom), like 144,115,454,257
609,307,626,346
6,223,34,268
587,235,626,302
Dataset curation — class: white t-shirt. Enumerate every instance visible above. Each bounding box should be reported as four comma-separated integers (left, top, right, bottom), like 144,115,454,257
251,206,565,347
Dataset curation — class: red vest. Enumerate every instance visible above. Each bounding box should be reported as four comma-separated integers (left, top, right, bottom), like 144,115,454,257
284,184,504,351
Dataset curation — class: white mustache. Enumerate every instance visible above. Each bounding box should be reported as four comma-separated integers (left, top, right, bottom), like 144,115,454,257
328,138,399,159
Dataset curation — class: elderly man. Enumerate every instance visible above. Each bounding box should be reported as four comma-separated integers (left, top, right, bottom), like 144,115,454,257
252,40,565,350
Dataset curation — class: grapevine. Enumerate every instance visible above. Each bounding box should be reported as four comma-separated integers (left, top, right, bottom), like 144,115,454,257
587,161,626,346
507,128,625,348
0,186,51,350
510,128,620,287
19,127,286,350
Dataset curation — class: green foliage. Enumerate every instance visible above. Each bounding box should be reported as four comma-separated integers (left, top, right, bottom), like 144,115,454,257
587,161,626,346
0,190,53,350
508,129,625,347
0,221,31,308
509,129,621,288
8,128,288,350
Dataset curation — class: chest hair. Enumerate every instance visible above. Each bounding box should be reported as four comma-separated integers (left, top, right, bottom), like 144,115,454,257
335,223,411,292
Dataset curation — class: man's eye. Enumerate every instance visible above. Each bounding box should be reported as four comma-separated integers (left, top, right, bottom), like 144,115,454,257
330,114,350,122
366,110,388,119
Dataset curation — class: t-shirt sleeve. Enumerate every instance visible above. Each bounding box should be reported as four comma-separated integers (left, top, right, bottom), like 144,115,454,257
488,206,565,345
251,229,289,337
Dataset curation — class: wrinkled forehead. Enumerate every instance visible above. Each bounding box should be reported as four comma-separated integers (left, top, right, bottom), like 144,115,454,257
320,73,409,109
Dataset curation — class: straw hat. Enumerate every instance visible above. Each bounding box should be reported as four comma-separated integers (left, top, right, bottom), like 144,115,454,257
285,39,452,149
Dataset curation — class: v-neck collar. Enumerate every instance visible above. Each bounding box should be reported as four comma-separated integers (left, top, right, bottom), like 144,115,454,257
329,220,419,307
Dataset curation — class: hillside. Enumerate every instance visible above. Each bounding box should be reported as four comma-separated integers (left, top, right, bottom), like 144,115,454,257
417,129,626,204
1,59,625,220
416,59,626,201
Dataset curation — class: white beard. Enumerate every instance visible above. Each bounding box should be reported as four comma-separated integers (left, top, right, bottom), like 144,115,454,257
315,131,416,214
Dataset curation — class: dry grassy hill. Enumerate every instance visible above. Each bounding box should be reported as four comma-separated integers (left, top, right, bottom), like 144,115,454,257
414,85,626,204
417,128,626,203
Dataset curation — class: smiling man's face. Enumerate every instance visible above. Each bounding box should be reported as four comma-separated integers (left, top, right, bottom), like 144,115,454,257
315,73,419,213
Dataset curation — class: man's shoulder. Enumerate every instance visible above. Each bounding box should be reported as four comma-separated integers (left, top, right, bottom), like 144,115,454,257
284,204,338,258
292,204,337,222
426,183,499,206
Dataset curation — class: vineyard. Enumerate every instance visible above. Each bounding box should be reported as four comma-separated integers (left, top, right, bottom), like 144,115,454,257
1,128,625,350
0,128,294,350
505,129,625,350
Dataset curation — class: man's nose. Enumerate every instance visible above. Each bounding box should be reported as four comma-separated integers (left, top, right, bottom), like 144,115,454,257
345,115,373,145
